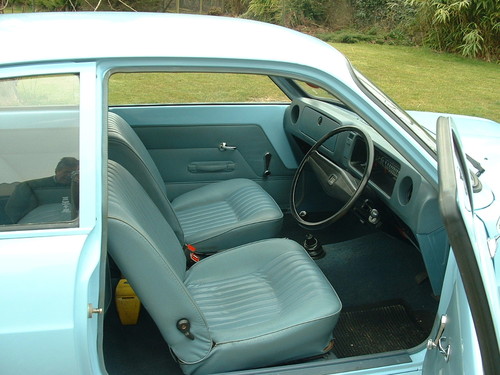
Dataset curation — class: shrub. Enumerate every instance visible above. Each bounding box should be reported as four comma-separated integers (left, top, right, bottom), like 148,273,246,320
244,0,335,27
408,0,500,60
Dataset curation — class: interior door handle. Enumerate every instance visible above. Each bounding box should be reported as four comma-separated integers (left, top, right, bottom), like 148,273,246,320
219,142,237,151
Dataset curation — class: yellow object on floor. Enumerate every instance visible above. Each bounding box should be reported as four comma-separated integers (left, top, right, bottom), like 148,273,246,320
115,278,141,325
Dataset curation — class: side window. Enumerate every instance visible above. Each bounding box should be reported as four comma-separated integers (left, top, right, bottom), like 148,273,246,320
109,72,291,105
0,74,80,228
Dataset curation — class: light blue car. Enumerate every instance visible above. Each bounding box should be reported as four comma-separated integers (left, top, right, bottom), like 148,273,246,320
0,12,499,375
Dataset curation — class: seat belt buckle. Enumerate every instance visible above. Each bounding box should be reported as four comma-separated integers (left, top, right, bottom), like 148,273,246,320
185,243,201,263
190,253,201,263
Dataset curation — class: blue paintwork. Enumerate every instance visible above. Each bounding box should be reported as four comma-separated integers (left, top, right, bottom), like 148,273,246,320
409,111,500,239
0,11,498,375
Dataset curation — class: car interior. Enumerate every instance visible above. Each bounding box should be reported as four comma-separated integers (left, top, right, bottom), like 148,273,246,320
0,71,444,375
101,72,444,375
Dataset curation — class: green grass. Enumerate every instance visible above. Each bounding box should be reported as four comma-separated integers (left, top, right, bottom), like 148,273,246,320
332,43,500,122
1,74,80,106
109,73,289,104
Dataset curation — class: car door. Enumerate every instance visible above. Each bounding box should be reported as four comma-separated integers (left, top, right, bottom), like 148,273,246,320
108,72,298,208
0,64,105,374
423,116,500,374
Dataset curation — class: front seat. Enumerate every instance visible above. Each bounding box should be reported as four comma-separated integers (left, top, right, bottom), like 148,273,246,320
107,160,342,375
108,112,283,252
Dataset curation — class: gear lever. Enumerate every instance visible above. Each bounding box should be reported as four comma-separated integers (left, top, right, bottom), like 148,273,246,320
303,234,325,260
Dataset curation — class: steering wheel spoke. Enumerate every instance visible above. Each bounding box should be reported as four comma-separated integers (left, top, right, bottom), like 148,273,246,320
308,150,359,202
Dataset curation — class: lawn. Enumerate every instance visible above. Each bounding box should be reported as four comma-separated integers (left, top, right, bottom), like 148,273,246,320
109,73,289,104
332,43,499,122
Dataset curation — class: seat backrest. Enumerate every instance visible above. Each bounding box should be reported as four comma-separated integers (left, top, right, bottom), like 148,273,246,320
107,160,213,363
5,178,72,223
108,112,184,244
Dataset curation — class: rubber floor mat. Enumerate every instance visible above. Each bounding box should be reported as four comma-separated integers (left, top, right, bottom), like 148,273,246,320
332,302,429,358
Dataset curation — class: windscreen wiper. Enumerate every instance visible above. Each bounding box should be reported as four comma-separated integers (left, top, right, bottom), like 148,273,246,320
467,154,485,177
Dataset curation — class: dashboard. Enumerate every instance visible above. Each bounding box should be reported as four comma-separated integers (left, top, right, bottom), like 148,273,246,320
351,137,401,196
283,97,442,236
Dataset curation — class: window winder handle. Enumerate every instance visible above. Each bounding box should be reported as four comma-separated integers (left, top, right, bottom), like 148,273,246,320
263,152,272,177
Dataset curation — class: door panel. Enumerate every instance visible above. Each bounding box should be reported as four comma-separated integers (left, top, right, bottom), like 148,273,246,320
111,105,297,207
423,251,481,374
0,64,103,374
423,117,500,374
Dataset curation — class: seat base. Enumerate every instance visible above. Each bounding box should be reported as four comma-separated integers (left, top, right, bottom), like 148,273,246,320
182,238,342,375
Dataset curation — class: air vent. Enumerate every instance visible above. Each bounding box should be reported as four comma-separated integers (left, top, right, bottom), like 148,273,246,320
291,105,300,124
398,176,413,205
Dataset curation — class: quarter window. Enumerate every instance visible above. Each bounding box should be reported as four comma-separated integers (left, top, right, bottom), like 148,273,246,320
294,79,342,102
0,74,80,228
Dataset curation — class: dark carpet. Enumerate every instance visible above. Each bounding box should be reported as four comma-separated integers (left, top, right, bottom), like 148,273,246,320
316,231,437,312
315,231,437,358
103,302,183,375
280,211,375,246
332,301,429,358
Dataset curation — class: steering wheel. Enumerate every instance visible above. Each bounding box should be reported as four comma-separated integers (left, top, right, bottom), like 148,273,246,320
290,125,374,228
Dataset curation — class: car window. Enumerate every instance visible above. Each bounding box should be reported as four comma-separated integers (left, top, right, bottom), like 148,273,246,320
109,72,291,105
352,69,437,154
294,79,341,101
0,74,80,228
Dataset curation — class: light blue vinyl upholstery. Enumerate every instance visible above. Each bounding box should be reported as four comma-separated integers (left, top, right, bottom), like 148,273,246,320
108,112,283,252
107,160,342,375
108,112,185,244
5,179,74,224
172,178,283,249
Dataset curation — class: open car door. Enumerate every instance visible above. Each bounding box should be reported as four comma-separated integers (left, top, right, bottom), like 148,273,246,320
423,116,500,374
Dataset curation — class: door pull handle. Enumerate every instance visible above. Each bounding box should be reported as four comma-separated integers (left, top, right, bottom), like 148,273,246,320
219,142,237,151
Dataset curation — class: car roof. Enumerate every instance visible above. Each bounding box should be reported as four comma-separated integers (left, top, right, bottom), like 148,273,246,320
0,12,351,79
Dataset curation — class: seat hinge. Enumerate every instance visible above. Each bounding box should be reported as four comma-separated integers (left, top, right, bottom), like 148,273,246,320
177,318,195,340
427,314,451,362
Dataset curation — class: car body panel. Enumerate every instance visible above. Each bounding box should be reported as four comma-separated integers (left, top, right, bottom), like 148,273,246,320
0,11,499,375
409,111,500,238
423,250,482,375
409,111,500,191
0,234,83,373
426,117,500,374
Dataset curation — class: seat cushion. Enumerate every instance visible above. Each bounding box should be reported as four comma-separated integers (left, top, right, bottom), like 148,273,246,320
182,238,342,375
18,203,72,224
172,178,283,251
